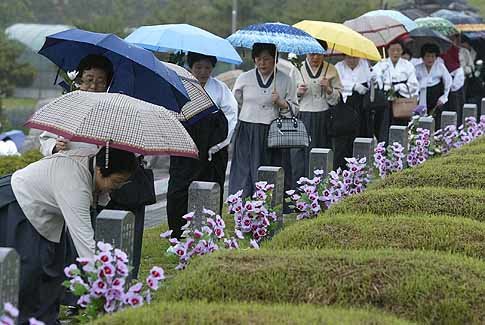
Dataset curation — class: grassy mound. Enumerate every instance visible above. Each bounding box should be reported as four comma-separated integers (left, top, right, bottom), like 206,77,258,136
0,150,42,176
328,187,485,220
161,249,485,324
268,214,485,259
93,301,412,325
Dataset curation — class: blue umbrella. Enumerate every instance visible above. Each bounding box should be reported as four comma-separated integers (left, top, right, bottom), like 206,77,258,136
0,130,25,150
227,22,325,55
125,24,242,65
39,28,190,112
362,10,418,32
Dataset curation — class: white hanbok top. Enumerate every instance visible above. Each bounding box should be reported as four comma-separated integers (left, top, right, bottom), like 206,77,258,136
335,59,371,103
294,60,341,112
233,68,299,125
460,47,477,76
415,60,452,107
204,76,238,149
12,148,97,258
372,58,419,98
437,57,465,92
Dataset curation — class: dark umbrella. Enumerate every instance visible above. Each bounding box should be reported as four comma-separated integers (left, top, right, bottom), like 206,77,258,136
39,28,190,112
405,27,453,58
431,9,483,25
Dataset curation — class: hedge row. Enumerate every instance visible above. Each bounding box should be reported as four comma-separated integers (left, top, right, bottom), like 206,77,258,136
93,301,412,325
268,214,485,260
328,187,485,220
0,150,42,176
159,249,485,324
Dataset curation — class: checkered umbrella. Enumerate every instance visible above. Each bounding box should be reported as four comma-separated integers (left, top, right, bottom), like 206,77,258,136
25,91,198,157
162,62,219,124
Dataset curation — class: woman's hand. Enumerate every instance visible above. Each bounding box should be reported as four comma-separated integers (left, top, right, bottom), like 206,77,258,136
297,84,308,96
320,78,333,95
53,138,70,153
271,91,288,109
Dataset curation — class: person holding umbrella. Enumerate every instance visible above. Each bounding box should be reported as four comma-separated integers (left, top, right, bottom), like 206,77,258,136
415,43,452,127
290,47,342,180
0,146,138,324
228,43,298,198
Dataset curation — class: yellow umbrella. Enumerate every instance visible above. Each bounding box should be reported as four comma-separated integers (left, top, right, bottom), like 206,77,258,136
294,20,381,62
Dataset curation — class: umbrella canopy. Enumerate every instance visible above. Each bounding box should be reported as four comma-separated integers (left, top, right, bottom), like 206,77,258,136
161,62,219,124
294,20,381,61
415,17,459,37
125,24,242,65
344,15,408,48
227,22,325,54
39,28,190,112
362,10,418,32
405,27,453,57
0,130,25,149
431,9,483,25
25,91,198,157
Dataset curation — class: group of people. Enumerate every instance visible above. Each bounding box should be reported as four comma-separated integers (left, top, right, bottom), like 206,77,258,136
0,27,482,324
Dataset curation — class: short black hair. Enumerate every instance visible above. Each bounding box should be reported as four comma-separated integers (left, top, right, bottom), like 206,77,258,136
96,146,138,177
187,52,217,68
387,40,404,50
421,43,440,57
402,47,412,57
77,54,114,85
251,43,277,60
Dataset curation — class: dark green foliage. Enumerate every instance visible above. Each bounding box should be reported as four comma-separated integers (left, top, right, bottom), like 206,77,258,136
0,150,42,176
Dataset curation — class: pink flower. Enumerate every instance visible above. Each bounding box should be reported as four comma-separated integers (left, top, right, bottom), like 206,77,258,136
255,181,268,190
101,263,116,278
97,252,113,264
249,239,260,249
97,242,113,252
114,249,128,263
146,276,159,290
116,260,129,277
193,230,203,239
103,300,116,313
160,229,173,239
92,279,107,293
215,215,225,228
213,227,225,238
29,318,45,325
111,277,125,289
235,229,244,239
64,264,78,278
150,266,165,280
105,288,123,301
126,293,143,307
3,303,18,318
128,283,143,294
182,212,195,221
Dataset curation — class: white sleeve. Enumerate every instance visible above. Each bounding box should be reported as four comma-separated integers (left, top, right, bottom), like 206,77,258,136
217,82,238,147
406,64,419,98
52,159,95,258
232,74,244,111
39,131,58,156
439,63,453,105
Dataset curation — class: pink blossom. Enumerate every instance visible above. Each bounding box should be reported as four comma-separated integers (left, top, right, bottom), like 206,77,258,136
29,318,45,325
3,303,18,318
128,283,143,294
146,276,159,290
114,249,128,263
249,239,260,249
160,229,173,239
64,264,78,278
97,242,113,252
149,266,165,280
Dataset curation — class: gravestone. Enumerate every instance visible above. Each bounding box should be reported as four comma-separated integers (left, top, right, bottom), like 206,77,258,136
463,104,477,122
308,148,333,178
441,111,457,129
418,116,435,133
481,98,485,119
187,181,221,229
257,166,284,230
352,138,376,166
0,248,20,308
95,210,135,267
389,126,409,154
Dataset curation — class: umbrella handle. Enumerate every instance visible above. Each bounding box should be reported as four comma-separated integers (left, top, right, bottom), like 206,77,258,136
273,48,278,92
322,44,336,97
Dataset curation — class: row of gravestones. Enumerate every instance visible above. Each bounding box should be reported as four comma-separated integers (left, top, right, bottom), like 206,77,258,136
0,104,478,311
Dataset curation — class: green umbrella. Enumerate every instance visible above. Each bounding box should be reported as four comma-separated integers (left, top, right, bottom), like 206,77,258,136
415,17,458,37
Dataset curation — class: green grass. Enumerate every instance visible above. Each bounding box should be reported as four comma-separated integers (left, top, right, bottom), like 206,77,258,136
328,186,485,220
268,214,485,260
2,97,37,110
93,301,413,325
0,150,42,176
158,249,485,324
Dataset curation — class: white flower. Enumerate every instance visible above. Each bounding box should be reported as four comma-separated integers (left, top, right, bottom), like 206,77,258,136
67,70,79,81
288,52,298,60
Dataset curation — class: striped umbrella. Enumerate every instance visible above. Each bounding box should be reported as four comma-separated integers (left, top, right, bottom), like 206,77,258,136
344,15,408,48
26,91,198,157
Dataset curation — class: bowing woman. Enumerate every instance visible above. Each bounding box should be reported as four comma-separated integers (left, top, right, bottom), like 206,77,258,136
228,43,298,198
415,43,452,128
0,147,138,324
372,40,419,141
290,50,341,183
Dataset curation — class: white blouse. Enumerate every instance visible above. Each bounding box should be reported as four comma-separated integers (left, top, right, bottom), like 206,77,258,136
335,59,371,103
415,60,452,107
233,68,299,125
204,77,238,148
372,58,419,98
12,149,97,258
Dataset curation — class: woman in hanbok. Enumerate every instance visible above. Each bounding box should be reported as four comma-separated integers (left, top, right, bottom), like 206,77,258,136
372,40,419,142
228,43,298,198
334,56,372,168
415,43,452,128
290,51,341,181
0,147,138,324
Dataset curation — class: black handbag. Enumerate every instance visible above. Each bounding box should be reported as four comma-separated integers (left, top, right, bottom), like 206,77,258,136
327,94,360,137
267,106,310,149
